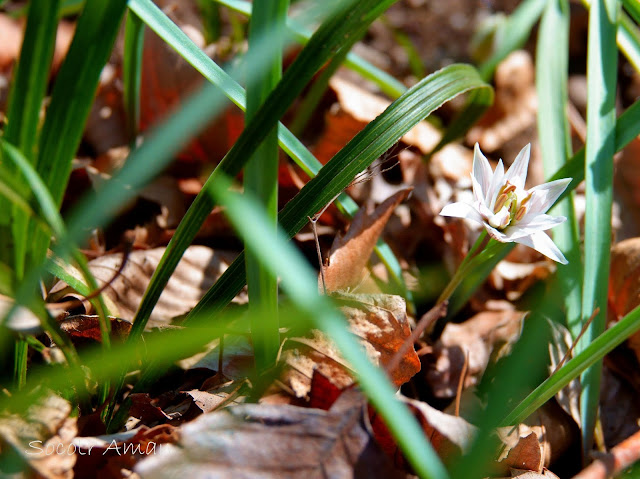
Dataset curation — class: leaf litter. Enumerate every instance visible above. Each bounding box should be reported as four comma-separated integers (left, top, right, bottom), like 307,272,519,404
5,1,640,477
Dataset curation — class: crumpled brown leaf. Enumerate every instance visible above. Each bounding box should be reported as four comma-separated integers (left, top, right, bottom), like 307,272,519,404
280,293,420,399
322,188,412,292
47,246,238,327
0,393,76,479
134,388,404,478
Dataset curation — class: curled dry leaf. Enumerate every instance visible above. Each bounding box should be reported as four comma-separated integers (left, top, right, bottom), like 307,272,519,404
134,389,404,479
0,394,76,479
58,314,132,344
322,188,412,292
280,293,420,399
48,246,238,327
425,309,524,399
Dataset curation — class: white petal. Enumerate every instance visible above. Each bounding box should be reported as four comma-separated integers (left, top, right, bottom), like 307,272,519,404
504,214,566,240
440,202,484,223
514,230,568,264
484,223,509,242
503,143,530,191
526,178,572,215
487,159,505,209
471,173,488,208
488,206,510,229
473,143,493,202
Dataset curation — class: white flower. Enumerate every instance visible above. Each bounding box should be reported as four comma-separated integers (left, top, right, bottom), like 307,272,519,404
440,143,571,264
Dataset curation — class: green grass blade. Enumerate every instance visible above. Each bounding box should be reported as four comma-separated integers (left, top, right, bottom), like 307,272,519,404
502,301,640,427
619,11,640,71
30,0,128,269
123,9,145,142
244,0,288,371
213,0,407,98
536,0,583,336
623,0,640,22
477,0,547,80
128,0,409,298
579,0,619,455
1,0,60,278
213,174,449,479
128,0,402,340
187,65,492,322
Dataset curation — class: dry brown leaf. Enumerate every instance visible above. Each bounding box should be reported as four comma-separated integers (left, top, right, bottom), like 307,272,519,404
47,246,238,327
281,293,420,399
609,237,640,364
425,310,524,399
0,394,76,479
501,432,544,472
547,319,581,428
58,314,132,344
312,76,442,165
184,379,246,414
134,389,404,478
322,188,412,292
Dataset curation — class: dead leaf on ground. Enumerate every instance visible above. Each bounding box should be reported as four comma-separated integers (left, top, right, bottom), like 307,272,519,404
425,309,524,399
322,187,412,292
134,389,405,478
47,246,238,327
547,319,581,428
279,293,420,400
0,393,76,479
58,314,132,345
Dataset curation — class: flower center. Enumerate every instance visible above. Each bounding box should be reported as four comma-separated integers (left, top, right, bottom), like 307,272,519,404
489,182,531,230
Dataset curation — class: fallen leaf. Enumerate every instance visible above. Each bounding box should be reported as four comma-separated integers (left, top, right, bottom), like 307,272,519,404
547,319,581,428
281,293,420,399
48,246,238,327
58,314,132,345
0,393,76,479
322,188,412,292
134,389,405,478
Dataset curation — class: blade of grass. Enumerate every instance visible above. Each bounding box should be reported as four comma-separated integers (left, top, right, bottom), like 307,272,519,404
123,9,145,142
186,64,492,322
579,0,619,456
30,0,128,269
1,0,60,279
244,0,288,371
536,0,583,336
213,174,449,479
502,301,640,427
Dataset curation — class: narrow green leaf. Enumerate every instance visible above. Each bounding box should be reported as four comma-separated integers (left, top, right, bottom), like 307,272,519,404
536,0,583,335
2,0,60,278
187,64,492,322
244,0,288,370
579,0,619,454
123,9,145,142
213,174,449,479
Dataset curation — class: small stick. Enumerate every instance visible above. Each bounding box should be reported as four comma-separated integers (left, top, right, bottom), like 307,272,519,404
384,300,448,376
551,307,600,376
455,349,469,417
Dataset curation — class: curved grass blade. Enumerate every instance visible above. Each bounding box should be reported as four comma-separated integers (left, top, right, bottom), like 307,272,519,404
213,174,449,479
128,0,402,340
187,64,492,322
123,9,145,142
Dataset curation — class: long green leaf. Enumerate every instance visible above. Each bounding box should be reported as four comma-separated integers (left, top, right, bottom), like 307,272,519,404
128,0,402,339
123,9,145,142
579,0,619,455
1,0,60,278
187,64,492,322
536,0,583,336
213,174,449,479
244,0,288,370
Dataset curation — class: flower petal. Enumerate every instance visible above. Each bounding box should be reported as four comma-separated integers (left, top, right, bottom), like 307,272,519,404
484,223,509,242
473,143,493,202
440,202,484,223
504,214,566,240
513,230,568,264
488,206,510,229
525,178,572,216
487,159,505,209
503,143,530,191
